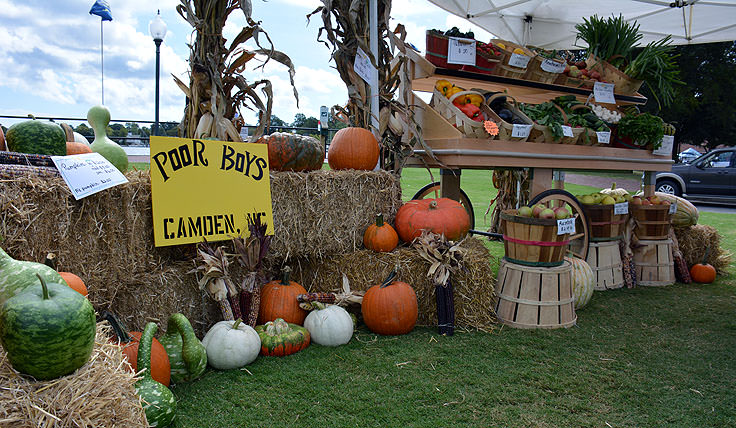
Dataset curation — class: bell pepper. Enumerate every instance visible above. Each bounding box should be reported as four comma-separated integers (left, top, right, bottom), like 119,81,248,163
446,85,464,99
458,103,483,122
434,79,453,96
465,93,484,107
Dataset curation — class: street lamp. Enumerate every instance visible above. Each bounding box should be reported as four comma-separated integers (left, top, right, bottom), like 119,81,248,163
149,10,167,137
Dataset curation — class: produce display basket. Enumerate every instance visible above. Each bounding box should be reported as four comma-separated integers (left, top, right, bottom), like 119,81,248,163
578,126,612,146
461,49,502,75
491,39,535,79
553,74,596,89
585,54,643,95
582,204,628,241
630,204,673,240
500,210,571,267
482,93,534,142
425,31,462,70
430,89,488,139
524,54,566,84
527,105,579,144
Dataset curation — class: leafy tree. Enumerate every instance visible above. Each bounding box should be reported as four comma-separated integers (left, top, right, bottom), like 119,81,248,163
74,123,93,138
270,115,286,127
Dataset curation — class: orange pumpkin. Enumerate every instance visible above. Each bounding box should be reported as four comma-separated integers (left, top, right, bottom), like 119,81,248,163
258,266,308,325
59,272,89,297
690,263,716,283
361,272,418,335
363,213,399,252
327,127,379,170
256,132,324,172
66,141,93,155
394,198,471,243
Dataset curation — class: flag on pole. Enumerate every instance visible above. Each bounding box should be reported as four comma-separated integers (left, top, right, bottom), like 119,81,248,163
89,0,113,21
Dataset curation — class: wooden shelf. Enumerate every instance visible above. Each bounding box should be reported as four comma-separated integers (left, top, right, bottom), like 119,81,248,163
406,138,672,172
412,67,647,106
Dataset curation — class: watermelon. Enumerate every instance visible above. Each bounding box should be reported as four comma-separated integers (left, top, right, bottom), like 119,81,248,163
566,257,594,310
5,119,66,156
0,275,95,380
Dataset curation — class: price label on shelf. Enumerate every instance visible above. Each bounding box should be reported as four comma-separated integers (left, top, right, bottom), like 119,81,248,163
561,125,574,137
668,201,678,214
557,218,575,235
511,124,532,138
541,59,566,73
596,131,611,144
614,202,629,215
653,135,675,156
508,53,531,69
593,82,616,104
447,37,476,65
353,47,377,87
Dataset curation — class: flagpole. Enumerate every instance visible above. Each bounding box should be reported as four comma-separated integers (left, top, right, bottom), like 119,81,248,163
100,19,104,105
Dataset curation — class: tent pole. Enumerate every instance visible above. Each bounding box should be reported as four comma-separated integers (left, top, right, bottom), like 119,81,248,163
369,0,380,168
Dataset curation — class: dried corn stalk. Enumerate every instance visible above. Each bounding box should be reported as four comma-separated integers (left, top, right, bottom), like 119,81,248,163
190,241,238,320
175,0,298,141
487,169,530,234
231,216,272,327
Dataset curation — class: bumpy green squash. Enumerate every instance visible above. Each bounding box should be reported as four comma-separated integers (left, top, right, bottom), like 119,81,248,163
256,132,324,172
255,318,310,356
136,322,177,427
6,119,66,156
88,105,129,172
654,192,699,227
0,247,65,305
159,313,207,384
0,275,96,380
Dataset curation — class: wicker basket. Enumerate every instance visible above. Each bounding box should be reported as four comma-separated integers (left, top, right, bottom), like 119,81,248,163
430,89,488,138
630,204,673,240
524,55,566,83
585,54,644,95
492,39,534,79
424,32,462,70
483,93,534,142
500,210,571,267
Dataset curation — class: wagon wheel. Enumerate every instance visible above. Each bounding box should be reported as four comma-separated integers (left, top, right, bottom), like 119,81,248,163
412,182,476,230
528,189,590,260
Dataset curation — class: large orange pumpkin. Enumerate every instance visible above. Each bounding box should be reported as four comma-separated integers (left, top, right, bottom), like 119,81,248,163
66,141,93,155
258,267,308,325
363,213,399,252
256,132,324,172
362,272,418,335
394,198,471,243
327,127,379,170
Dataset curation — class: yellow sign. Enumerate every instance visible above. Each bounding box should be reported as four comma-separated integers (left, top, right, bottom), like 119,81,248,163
149,136,273,247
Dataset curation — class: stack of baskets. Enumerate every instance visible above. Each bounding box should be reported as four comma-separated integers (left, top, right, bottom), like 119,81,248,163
583,203,628,290
630,202,676,286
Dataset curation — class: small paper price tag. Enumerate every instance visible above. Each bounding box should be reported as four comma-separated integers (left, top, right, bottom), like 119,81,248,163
447,37,476,65
511,124,532,138
596,131,611,144
540,59,565,73
354,47,377,87
561,125,574,137
557,218,575,235
508,53,531,69
653,135,675,156
593,82,616,104
614,202,629,215
668,201,677,214
51,153,129,200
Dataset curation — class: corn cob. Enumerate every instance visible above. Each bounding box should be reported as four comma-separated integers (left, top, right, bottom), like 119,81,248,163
296,293,336,304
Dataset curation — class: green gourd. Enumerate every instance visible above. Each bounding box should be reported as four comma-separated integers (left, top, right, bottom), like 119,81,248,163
136,322,177,427
159,313,207,383
0,274,96,380
88,105,129,172
0,247,65,305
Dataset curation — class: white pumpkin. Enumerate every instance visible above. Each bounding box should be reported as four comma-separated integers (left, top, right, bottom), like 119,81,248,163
304,304,353,346
201,319,261,370
566,256,595,310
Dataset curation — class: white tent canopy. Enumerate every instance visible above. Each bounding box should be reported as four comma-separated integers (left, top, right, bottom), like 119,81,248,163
426,0,736,49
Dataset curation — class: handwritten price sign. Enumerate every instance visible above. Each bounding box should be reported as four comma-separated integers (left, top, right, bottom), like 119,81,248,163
51,153,129,200
447,37,476,65
557,218,575,235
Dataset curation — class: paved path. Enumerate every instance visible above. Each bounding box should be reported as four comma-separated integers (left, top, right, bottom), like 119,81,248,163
564,173,640,192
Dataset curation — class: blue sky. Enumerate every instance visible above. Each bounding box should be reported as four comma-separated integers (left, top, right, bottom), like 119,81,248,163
0,0,494,128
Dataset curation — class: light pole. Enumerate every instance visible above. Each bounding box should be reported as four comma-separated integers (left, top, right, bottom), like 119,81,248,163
149,10,167,137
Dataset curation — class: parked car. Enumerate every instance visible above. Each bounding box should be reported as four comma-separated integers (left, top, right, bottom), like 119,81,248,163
655,148,736,204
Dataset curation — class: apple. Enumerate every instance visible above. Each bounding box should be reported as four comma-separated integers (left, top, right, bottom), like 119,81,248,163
554,207,570,219
581,195,596,205
517,206,533,217
630,196,643,205
531,203,546,218
601,196,616,205
648,195,661,205
591,193,603,204
539,208,556,220
641,199,652,205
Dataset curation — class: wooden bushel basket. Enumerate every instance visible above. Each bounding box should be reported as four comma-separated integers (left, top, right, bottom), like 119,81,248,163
585,55,644,95
633,239,675,287
500,210,571,267
424,32,462,70
491,39,534,79
630,204,672,240
523,55,565,84
586,240,624,290
495,259,576,329
583,204,628,241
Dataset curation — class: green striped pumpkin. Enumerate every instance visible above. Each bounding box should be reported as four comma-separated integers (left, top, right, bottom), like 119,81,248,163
5,118,66,156
566,257,594,310
136,322,177,427
159,313,207,384
255,318,310,356
0,247,65,306
0,274,95,380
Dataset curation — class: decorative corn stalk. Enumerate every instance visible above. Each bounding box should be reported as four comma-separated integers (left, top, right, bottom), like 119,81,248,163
488,169,530,234
175,0,298,141
669,228,691,284
620,217,637,288
232,216,272,327
190,241,239,320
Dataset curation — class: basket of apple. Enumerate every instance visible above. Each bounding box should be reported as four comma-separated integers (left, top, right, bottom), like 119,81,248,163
629,194,673,240
500,204,573,267
579,191,631,241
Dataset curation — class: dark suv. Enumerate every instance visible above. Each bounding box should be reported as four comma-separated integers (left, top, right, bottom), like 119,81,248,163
655,148,736,204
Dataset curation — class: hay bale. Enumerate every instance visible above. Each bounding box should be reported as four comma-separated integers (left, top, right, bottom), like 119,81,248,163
287,237,498,330
675,225,732,274
0,322,147,427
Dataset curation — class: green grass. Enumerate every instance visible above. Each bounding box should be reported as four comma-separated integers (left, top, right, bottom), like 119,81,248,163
167,167,736,427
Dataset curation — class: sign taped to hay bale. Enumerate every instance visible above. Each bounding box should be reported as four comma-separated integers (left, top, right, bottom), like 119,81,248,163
150,136,273,247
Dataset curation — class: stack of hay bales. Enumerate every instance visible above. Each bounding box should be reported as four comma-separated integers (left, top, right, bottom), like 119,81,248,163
675,225,732,274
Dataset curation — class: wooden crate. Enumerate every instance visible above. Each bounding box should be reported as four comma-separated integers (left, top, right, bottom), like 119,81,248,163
583,204,628,241
500,210,571,267
633,239,675,287
586,240,624,290
495,260,576,329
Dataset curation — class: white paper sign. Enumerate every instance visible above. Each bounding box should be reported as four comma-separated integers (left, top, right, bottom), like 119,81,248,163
511,124,532,138
653,135,675,156
557,218,576,235
354,47,377,87
596,131,611,144
540,59,566,73
614,202,629,215
446,37,476,65
508,53,531,69
593,82,616,104
561,125,574,137
668,201,678,214
51,153,129,200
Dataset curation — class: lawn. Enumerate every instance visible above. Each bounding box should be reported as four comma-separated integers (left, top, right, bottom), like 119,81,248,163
164,165,736,427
